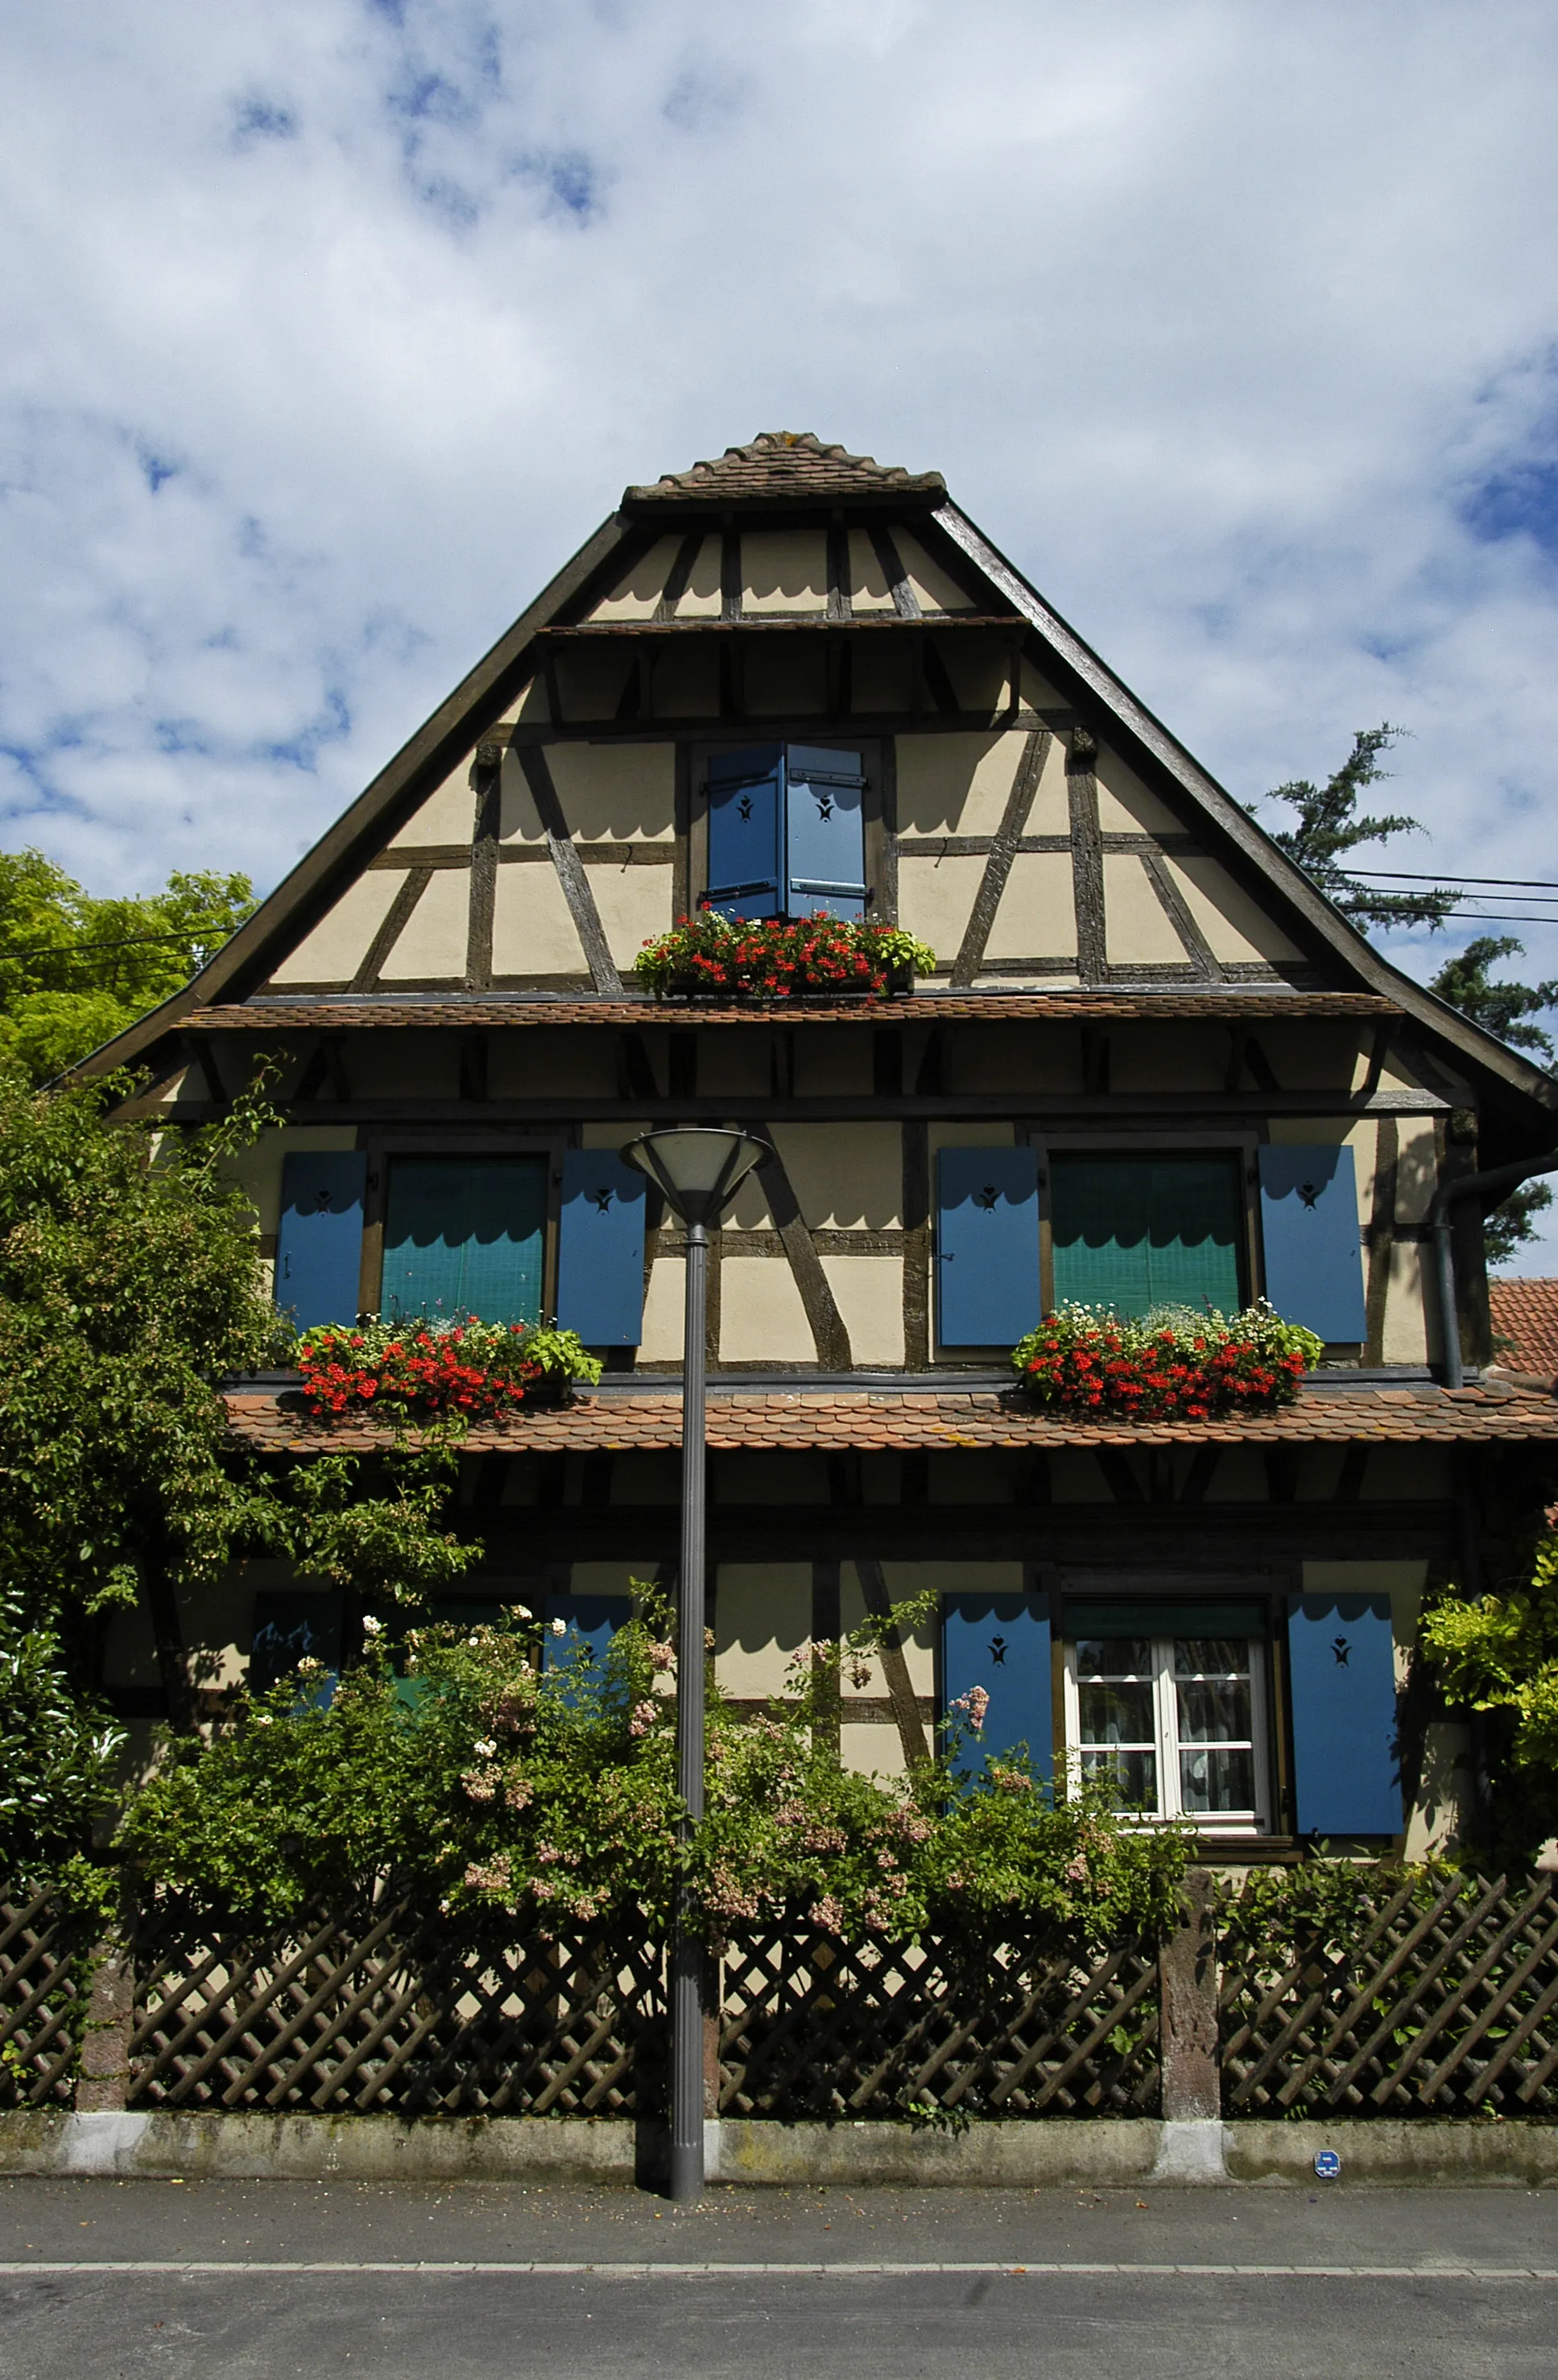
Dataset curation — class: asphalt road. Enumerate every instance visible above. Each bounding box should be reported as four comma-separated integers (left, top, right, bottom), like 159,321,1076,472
2,2176,1556,2378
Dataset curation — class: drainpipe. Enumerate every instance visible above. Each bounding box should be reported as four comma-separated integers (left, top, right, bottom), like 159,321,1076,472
1429,1147,1558,1389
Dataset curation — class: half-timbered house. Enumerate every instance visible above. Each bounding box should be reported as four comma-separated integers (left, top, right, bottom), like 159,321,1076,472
84,433,1558,1856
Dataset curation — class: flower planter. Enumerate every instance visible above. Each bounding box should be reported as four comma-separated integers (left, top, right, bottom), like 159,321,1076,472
634,915,934,1004
1010,1302,1323,1423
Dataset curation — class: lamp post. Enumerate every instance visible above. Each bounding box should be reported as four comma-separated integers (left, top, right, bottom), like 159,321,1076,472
620,1127,774,2204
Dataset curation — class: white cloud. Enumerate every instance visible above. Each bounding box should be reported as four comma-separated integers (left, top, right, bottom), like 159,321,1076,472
3,0,1558,1251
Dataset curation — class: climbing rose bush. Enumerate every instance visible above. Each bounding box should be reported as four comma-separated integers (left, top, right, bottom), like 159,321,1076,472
634,910,934,1000
297,1317,601,1422
1011,1302,1323,1421
120,1593,1187,1943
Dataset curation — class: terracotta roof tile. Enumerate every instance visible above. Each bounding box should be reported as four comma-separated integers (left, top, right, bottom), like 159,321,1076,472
223,1381,1558,1456
190,991,1392,1033
1490,1278,1558,1381
622,432,945,512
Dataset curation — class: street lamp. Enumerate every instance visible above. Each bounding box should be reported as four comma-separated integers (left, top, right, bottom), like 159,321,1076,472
619,1127,773,2204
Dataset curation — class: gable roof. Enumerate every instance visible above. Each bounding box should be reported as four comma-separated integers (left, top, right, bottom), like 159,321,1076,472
1490,1277,1558,1379
68,433,1558,1139
622,430,945,515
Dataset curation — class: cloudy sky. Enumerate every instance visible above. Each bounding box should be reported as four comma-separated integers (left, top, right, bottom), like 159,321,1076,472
4,2,1558,1250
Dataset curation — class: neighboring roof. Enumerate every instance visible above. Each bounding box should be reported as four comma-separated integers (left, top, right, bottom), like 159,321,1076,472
225,1380,1558,1455
64,433,1558,1143
1490,1278,1558,1380
186,991,1395,1033
622,431,945,515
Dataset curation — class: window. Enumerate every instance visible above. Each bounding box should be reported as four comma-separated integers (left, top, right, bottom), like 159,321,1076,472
1050,1153,1244,1318
1063,1607,1270,1836
381,1156,546,1326
704,743,868,921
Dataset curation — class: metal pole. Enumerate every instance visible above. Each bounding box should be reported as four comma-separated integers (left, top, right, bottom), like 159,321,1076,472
668,1218,707,2205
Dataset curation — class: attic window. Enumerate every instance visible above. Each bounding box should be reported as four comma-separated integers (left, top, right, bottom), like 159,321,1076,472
702,743,868,922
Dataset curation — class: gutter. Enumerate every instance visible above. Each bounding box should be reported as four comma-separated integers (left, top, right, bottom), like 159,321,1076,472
1430,1149,1558,1389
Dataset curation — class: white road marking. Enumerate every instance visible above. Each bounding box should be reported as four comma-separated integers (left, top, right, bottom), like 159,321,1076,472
0,2260,1555,2280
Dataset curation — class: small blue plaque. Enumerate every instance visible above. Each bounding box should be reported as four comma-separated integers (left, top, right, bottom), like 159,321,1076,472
1313,2149,1341,2180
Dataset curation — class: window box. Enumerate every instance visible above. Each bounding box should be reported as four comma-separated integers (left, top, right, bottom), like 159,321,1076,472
296,1317,601,1422
633,913,932,1003
1011,1302,1322,1419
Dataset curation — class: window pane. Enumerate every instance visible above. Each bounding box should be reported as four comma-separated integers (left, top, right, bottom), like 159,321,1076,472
1078,1679,1155,1745
1081,1748,1159,1811
1180,1746,1255,1814
1176,1677,1254,1745
1075,1637,1151,1678
1173,1638,1250,1678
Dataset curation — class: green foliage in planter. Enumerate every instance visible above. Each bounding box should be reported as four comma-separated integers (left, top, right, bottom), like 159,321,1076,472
119,1590,1188,1943
297,1317,602,1422
633,912,935,1000
1011,1302,1324,1421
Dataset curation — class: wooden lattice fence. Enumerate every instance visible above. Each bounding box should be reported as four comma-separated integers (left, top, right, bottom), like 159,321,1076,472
0,1890,95,2108
1220,1869,1558,2117
129,1894,663,2115
717,1918,1160,2117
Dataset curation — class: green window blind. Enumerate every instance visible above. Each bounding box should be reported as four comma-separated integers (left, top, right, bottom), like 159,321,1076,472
382,1157,546,1327
1050,1155,1244,1318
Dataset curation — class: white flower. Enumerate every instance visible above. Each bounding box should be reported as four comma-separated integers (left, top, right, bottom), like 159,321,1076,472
551,1617,567,1637
473,1737,498,1758
362,1615,385,1637
254,1713,273,1728
506,1603,533,1622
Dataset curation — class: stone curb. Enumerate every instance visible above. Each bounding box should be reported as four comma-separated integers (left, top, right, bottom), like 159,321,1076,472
1,2112,1555,2187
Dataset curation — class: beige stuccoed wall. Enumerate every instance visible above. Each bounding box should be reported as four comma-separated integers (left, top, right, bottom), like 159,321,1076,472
584,861,674,963
223,1125,359,1242
845,530,896,612
268,872,405,985
714,1565,812,1699
719,1256,816,1362
377,868,469,981
896,731,1041,838
1166,855,1305,963
491,866,586,977
897,851,985,954
742,530,828,613
767,1123,903,1230
820,1254,904,1364
386,762,477,846
547,743,676,840
1102,855,1186,966
986,852,1077,960
893,532,976,613
586,537,684,622
638,1253,687,1363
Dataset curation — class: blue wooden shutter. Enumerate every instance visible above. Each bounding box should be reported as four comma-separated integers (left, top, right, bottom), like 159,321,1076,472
543,1591,631,1699
1258,1145,1367,1341
250,1590,345,1703
556,1153,646,1345
1286,1592,1400,1835
1050,1157,1242,1318
275,1152,366,1329
936,1148,1041,1346
785,744,867,921
382,1157,546,1326
941,1591,1052,1782
706,746,783,920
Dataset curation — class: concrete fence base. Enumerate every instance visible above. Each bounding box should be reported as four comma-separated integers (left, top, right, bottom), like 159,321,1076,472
1,2110,1555,2188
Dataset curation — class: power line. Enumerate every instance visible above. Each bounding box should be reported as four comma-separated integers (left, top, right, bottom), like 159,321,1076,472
0,928,213,964
1342,870,1558,891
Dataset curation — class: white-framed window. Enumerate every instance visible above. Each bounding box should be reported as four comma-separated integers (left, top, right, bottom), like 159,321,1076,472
1063,1629,1271,1837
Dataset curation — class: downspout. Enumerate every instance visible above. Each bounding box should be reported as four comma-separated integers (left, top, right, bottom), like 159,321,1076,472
1429,1147,1558,1389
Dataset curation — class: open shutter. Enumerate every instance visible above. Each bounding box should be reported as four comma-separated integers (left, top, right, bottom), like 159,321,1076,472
705,745,783,920
543,1591,631,1698
785,743,868,921
250,1590,345,1704
936,1148,1040,1346
382,1157,546,1326
556,1153,646,1345
941,1591,1052,1782
275,1152,366,1329
1258,1145,1367,1341
1286,1592,1400,1836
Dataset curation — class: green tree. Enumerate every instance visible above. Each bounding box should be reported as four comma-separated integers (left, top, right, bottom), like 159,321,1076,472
1428,938,1558,1266
1258,725,1459,933
1421,1528,1558,1860
0,1068,480,1738
0,850,254,1082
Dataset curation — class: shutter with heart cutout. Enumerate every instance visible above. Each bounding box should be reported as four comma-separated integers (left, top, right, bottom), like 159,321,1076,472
555,1152,647,1345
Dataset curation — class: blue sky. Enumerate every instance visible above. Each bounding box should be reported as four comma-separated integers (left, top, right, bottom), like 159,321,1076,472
3,0,1558,1256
